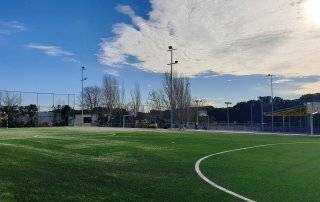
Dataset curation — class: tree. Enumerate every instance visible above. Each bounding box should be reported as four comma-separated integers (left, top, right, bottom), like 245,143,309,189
101,75,120,113
19,105,38,127
148,72,192,125
82,86,101,110
162,72,191,111
130,83,142,114
1,92,19,107
0,92,20,127
119,81,126,109
148,90,164,111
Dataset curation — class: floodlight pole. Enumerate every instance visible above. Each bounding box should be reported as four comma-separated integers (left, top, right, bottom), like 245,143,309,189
225,102,232,128
267,74,274,132
195,99,200,126
81,66,87,127
186,82,190,128
250,103,253,128
167,46,178,129
259,96,264,131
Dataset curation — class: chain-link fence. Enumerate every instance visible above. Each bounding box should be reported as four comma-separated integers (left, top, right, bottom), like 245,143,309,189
0,90,77,128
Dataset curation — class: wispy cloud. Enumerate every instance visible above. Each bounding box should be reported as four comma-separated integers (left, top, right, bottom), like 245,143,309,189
26,43,79,63
26,44,74,57
99,0,320,78
0,20,26,35
104,68,120,77
274,78,293,84
294,80,320,95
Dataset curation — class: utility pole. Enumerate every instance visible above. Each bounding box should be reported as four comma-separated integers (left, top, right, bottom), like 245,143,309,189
225,102,232,128
250,103,253,129
167,46,178,129
259,96,264,131
81,66,87,127
186,82,190,128
267,74,274,132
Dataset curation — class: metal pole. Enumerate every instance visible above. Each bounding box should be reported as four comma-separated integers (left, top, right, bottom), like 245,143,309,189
167,46,178,129
268,74,274,132
52,93,55,108
187,106,189,128
225,102,231,128
227,106,229,127
260,99,264,131
311,114,314,135
123,115,125,128
36,93,39,127
81,66,86,127
186,82,190,128
196,100,199,126
170,49,173,129
250,104,253,128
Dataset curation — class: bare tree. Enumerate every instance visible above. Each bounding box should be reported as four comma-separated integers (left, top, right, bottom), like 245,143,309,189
158,72,192,125
148,90,164,111
82,86,101,110
0,92,20,127
130,83,142,114
0,92,2,107
119,81,126,109
162,72,191,111
101,75,120,113
2,92,19,107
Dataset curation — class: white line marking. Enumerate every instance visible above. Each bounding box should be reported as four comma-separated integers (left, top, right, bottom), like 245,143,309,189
195,142,320,202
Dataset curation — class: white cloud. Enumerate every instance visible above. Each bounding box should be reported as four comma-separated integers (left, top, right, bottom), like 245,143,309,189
100,0,320,77
274,78,293,84
0,20,26,35
26,44,74,57
295,80,320,95
26,43,79,63
104,68,120,77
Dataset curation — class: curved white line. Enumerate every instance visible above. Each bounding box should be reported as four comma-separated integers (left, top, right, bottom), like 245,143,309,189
195,142,320,202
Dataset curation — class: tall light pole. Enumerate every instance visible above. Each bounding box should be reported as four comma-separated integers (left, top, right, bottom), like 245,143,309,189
167,46,178,129
259,96,264,131
250,103,253,128
267,74,274,132
186,82,190,128
225,102,232,128
81,66,87,127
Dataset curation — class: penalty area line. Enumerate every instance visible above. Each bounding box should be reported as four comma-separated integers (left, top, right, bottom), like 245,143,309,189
195,142,320,202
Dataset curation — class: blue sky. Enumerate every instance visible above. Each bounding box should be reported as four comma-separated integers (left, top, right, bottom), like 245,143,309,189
1,0,320,107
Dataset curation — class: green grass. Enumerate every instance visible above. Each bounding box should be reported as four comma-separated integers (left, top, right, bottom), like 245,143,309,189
0,127,320,201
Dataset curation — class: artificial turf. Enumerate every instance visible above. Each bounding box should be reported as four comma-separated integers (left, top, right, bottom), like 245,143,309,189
0,127,319,201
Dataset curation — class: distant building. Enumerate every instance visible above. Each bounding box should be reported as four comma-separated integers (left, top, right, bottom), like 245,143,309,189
37,112,54,126
74,112,99,127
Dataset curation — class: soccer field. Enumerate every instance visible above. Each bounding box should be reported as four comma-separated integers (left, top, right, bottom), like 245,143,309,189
0,128,320,201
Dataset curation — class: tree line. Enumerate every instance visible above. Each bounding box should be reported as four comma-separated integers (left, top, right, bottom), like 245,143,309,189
205,94,320,125
82,73,191,116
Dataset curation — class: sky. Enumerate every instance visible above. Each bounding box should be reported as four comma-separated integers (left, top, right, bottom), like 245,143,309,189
1,0,320,107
